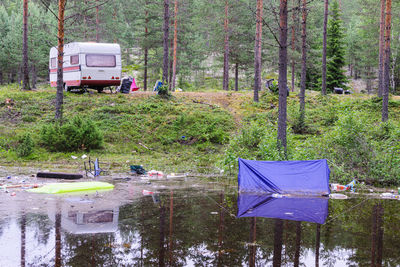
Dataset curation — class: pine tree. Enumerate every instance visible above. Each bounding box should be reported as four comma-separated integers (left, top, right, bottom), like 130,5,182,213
326,0,347,91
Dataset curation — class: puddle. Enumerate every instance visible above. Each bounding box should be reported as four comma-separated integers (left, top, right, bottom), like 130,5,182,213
0,175,399,266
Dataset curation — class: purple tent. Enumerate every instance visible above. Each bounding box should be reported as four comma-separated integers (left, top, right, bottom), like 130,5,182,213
238,158,330,196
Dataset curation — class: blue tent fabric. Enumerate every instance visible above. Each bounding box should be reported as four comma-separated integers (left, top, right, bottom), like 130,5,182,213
238,158,330,195
237,193,328,224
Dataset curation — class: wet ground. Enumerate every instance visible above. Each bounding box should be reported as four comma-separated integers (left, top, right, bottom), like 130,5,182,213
0,168,400,266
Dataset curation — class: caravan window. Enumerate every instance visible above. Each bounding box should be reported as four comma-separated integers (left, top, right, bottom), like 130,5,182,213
86,54,116,67
70,55,79,65
50,57,56,68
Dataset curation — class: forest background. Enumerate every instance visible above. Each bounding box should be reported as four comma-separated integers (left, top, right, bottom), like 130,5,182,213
0,0,400,187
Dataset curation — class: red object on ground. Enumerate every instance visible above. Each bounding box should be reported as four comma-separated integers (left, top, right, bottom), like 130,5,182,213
130,78,139,91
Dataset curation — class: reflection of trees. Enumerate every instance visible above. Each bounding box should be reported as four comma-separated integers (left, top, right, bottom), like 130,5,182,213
21,212,26,267
273,219,283,267
5,191,400,266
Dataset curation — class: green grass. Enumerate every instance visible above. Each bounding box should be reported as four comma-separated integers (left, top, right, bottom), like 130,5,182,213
1,83,400,186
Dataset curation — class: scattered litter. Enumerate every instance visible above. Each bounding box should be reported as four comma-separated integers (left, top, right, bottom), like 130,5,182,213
130,165,146,175
81,154,87,159
142,189,154,195
37,172,83,180
330,184,347,191
7,176,11,179
272,193,283,198
331,180,357,192
346,180,357,192
166,173,187,179
380,193,400,199
210,212,218,215
71,156,78,159
10,192,16,196
368,189,374,193
329,193,348,199
148,170,164,177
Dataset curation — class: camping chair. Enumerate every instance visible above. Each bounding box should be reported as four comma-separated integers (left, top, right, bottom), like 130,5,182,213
84,157,109,177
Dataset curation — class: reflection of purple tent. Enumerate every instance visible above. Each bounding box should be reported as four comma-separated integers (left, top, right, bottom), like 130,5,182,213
238,158,330,195
237,194,328,224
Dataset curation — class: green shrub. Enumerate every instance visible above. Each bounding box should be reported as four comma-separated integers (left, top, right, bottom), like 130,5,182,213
40,116,103,152
16,133,34,157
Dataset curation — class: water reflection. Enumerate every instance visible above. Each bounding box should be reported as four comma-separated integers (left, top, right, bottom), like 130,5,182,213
237,194,329,224
0,189,399,266
48,202,119,235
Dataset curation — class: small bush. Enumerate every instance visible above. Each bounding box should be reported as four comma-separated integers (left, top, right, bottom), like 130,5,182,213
16,133,34,157
40,116,103,152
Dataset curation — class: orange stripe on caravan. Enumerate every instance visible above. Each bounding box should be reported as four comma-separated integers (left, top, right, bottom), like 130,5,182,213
49,66,80,73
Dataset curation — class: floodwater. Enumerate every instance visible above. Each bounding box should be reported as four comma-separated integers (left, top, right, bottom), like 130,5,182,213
0,175,400,267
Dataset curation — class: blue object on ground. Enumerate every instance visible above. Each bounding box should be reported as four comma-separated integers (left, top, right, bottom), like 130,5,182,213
238,158,330,195
237,193,328,224
153,80,163,91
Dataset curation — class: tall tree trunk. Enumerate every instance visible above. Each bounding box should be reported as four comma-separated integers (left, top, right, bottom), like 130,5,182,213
273,219,283,267
371,204,377,266
382,0,391,122
23,0,30,90
162,0,170,84
96,0,99,42
376,204,384,267
290,0,296,92
249,217,256,267
144,5,149,91
159,205,166,267
55,211,61,267
299,0,307,118
171,0,178,90
253,0,263,102
217,192,225,265
315,224,321,267
169,37,174,88
20,212,26,267
223,0,229,91
31,64,37,89
55,0,66,121
378,0,386,97
321,0,328,95
294,222,301,267
277,0,288,152
168,191,174,266
235,62,239,91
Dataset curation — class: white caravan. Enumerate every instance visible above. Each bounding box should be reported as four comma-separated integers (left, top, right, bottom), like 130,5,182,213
49,42,122,92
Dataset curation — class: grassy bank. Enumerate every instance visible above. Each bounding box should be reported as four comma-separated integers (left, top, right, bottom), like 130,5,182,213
1,84,400,186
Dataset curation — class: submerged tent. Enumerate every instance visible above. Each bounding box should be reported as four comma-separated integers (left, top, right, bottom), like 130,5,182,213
238,158,330,195
237,193,328,224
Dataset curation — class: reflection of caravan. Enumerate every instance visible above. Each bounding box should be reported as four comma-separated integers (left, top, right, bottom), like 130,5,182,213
49,42,122,92
48,200,119,234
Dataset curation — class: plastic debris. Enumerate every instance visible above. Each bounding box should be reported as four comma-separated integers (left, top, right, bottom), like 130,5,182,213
210,212,218,215
130,165,146,175
142,189,154,195
7,176,11,179
81,154,87,159
380,193,400,199
329,193,348,199
345,180,357,192
148,170,164,177
10,192,16,196
166,173,187,179
71,155,78,159
272,193,283,198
